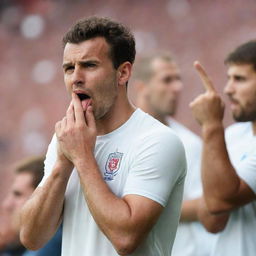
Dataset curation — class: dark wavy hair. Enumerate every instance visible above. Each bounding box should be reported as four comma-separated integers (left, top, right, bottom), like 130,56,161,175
225,40,256,71
63,16,136,69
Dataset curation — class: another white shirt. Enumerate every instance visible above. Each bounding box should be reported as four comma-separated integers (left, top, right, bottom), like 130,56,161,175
41,109,186,256
169,118,217,256
211,122,256,256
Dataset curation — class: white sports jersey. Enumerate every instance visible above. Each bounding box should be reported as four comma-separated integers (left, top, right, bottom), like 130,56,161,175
169,119,216,256
211,122,256,256
41,109,186,256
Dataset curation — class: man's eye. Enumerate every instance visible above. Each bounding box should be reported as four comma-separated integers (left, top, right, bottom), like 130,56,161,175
13,191,22,197
235,76,245,81
163,77,174,84
84,62,96,68
65,66,74,72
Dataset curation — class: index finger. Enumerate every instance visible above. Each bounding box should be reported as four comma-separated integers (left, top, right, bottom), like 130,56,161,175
72,93,86,125
194,61,216,92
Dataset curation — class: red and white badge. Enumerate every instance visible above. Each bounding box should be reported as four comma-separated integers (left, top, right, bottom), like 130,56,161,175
104,152,123,181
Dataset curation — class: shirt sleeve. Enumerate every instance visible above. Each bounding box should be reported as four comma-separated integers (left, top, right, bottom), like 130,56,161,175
122,129,187,207
236,150,256,195
38,134,58,187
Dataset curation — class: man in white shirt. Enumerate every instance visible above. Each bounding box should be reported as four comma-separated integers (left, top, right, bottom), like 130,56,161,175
190,40,256,256
132,53,216,256
19,16,186,256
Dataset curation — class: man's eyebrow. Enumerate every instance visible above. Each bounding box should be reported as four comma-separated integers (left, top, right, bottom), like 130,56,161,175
62,62,73,69
79,59,100,64
62,59,100,69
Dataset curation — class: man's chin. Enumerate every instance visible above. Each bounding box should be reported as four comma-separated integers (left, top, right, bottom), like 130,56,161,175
233,112,252,122
165,107,176,116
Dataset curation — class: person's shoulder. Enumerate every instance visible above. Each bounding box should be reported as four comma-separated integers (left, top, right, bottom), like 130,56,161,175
47,133,58,149
45,133,58,162
51,133,58,143
139,113,184,153
137,109,179,137
225,122,252,138
168,118,202,146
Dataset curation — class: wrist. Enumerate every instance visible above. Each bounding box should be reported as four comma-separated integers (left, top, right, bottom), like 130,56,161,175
53,160,73,179
74,153,97,174
202,121,224,140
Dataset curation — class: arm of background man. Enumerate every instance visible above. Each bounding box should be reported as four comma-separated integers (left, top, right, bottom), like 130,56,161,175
178,127,203,222
196,197,229,233
201,124,256,214
180,198,200,221
20,161,70,250
202,125,256,213
181,197,230,233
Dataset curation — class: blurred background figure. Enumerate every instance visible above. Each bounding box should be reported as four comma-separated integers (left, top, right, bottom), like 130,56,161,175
0,156,44,256
0,156,62,256
131,53,216,256
190,41,256,256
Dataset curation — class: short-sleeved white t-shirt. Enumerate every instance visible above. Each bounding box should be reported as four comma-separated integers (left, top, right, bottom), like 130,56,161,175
41,109,186,256
210,122,256,256
169,119,217,256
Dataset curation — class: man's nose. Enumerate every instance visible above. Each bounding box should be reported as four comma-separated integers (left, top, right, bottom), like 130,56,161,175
2,195,14,213
72,66,85,87
170,80,183,93
224,80,235,95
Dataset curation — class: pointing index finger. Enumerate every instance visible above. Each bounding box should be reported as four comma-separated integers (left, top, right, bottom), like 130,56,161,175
194,61,216,93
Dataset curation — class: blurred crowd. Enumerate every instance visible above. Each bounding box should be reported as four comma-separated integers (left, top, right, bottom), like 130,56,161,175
1,0,256,255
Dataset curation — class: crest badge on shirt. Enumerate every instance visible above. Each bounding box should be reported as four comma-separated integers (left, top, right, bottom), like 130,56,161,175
104,151,123,181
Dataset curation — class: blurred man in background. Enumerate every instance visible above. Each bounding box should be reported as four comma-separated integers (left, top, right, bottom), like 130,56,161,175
190,40,256,256
0,156,44,256
132,53,216,256
0,156,62,256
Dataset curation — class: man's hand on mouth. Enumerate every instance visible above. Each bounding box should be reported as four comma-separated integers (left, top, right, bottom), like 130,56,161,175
76,93,92,111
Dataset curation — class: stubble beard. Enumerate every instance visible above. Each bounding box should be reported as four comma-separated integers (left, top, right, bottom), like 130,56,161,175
233,107,256,122
165,100,177,117
93,93,118,121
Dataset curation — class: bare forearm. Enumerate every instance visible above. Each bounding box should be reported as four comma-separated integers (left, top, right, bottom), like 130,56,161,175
202,123,240,209
76,159,132,234
75,157,157,255
197,198,229,233
20,163,70,250
180,198,200,222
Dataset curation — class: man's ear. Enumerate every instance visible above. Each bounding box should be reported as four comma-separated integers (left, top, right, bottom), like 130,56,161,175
117,62,132,86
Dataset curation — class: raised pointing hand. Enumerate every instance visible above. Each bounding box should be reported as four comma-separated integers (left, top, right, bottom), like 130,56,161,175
193,61,216,93
190,61,224,126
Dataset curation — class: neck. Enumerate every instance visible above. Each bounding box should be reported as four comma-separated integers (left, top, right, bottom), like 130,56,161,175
137,98,168,126
96,89,135,135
